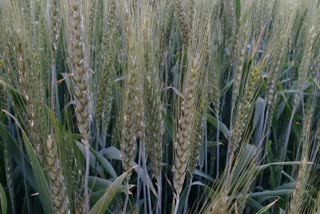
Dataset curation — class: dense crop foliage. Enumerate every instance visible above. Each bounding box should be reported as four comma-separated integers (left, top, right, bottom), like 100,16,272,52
1,0,320,213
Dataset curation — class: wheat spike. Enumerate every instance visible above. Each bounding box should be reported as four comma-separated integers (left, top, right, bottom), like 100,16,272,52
69,2,91,211
160,0,173,54
96,0,116,134
45,135,70,214
120,24,141,172
222,0,235,51
3,141,16,213
175,0,190,46
289,99,315,213
188,76,208,174
50,0,60,56
187,113,205,175
70,1,90,142
173,58,199,196
208,190,229,214
231,18,250,123
230,67,261,153
144,72,164,178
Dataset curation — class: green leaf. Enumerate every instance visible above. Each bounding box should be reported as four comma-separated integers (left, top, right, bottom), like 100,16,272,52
247,198,264,211
232,144,258,185
89,177,126,205
220,80,234,97
249,189,293,198
193,169,215,182
0,183,7,214
235,0,241,20
2,111,53,214
89,177,113,192
77,142,118,178
0,122,36,190
257,161,310,171
207,113,230,139
253,98,266,130
89,172,129,214
101,147,158,196
256,198,280,214
22,132,54,214
90,147,117,178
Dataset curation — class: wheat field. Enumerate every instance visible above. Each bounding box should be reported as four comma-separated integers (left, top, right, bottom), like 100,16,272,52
0,0,320,213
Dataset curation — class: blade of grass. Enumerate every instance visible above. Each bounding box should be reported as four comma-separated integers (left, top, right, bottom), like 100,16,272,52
89,172,129,214
2,110,54,214
0,183,7,214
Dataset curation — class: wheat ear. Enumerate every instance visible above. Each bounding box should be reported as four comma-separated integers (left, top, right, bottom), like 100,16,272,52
120,27,141,172
96,0,116,134
229,67,261,155
188,77,208,175
175,0,189,46
173,57,199,197
70,1,90,142
3,141,16,213
45,135,70,214
222,0,235,51
69,1,90,211
289,101,314,213
50,0,60,57
144,72,164,178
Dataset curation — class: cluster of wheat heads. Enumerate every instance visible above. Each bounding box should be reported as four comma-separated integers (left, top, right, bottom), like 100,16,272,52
1,0,320,213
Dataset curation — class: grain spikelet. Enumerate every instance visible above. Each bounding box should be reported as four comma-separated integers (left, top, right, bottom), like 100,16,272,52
229,67,261,153
69,1,90,142
50,0,60,56
289,100,315,214
45,135,70,214
188,77,208,174
3,141,16,213
175,0,190,46
96,0,116,134
173,58,199,196
231,16,251,123
144,74,163,177
120,17,143,172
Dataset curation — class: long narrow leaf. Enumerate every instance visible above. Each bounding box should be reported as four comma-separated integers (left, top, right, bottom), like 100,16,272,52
89,172,129,214
2,111,53,214
0,183,7,214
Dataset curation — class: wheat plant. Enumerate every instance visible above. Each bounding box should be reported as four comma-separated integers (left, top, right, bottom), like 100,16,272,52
1,0,320,214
